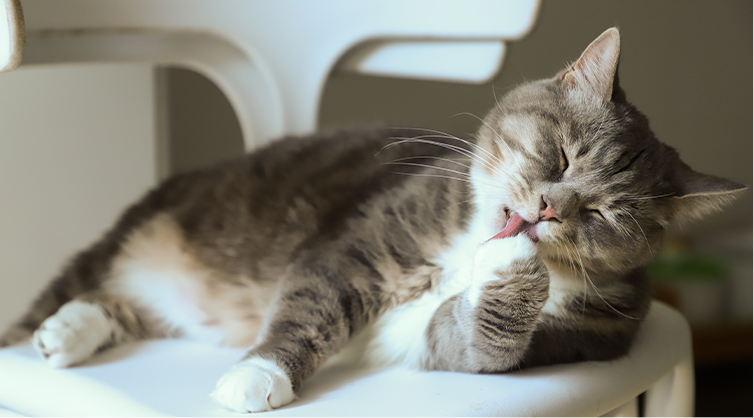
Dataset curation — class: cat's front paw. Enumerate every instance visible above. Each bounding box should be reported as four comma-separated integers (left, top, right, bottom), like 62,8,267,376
474,234,538,276
467,235,541,306
32,300,112,368
211,357,295,413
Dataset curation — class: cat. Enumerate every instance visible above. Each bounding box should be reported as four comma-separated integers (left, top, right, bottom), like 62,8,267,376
0,28,745,413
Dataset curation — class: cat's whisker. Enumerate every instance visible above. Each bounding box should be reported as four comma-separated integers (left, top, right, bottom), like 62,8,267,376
492,85,505,115
451,112,529,182
567,237,640,321
384,162,508,192
557,240,587,314
385,136,514,193
384,162,472,179
616,193,675,201
603,213,633,241
388,171,482,186
387,155,472,170
418,131,512,182
416,129,511,179
393,127,498,164
382,136,472,159
451,190,509,209
511,176,533,200
551,239,586,313
381,135,474,158
620,208,652,255
385,128,515,191
559,239,581,281
449,197,477,209
383,136,500,176
451,112,499,142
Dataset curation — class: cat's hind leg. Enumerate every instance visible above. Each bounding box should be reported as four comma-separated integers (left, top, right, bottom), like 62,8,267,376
211,261,372,413
31,292,157,368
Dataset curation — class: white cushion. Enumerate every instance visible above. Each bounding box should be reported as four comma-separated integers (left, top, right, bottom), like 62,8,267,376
0,302,691,416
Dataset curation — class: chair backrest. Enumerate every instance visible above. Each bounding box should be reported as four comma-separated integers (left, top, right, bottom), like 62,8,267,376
0,0,24,72
15,0,540,147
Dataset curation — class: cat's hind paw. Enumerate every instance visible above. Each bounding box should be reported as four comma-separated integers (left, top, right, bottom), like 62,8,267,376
211,357,295,413
32,300,113,368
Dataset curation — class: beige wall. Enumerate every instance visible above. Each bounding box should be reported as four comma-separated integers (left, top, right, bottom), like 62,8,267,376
0,65,155,330
319,0,752,237
168,1,751,236
159,68,244,176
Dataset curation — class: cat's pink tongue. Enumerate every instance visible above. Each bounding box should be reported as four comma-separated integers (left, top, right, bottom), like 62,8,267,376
486,212,538,242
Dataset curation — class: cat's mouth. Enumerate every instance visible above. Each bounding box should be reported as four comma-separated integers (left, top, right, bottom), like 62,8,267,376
487,209,539,243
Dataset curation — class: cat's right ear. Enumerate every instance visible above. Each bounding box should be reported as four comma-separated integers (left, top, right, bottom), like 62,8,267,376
670,160,747,223
559,28,621,103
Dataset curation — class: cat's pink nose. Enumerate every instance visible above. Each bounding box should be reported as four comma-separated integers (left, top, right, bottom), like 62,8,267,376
539,203,559,222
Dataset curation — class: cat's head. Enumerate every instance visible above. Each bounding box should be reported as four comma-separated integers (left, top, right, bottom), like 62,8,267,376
472,28,745,273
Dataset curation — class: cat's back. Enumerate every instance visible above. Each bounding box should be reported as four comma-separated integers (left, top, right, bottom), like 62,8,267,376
133,128,456,275
161,127,447,213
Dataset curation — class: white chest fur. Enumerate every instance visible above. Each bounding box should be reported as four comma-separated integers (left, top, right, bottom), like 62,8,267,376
364,224,483,368
541,261,588,316
363,229,585,368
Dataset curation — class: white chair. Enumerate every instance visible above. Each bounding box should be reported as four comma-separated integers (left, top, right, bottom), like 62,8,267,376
0,301,694,416
0,1,695,416
11,0,540,150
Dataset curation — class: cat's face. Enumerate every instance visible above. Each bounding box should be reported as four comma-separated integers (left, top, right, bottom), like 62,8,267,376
471,28,744,273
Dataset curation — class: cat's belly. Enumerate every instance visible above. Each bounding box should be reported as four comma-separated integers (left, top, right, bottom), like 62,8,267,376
106,214,272,347
362,289,451,368
363,255,585,368
364,248,475,368
359,223,481,368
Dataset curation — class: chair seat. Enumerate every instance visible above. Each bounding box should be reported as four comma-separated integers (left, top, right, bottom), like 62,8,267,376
0,301,692,416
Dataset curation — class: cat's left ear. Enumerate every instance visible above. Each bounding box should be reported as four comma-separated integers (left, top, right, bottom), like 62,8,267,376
560,27,621,102
670,161,747,222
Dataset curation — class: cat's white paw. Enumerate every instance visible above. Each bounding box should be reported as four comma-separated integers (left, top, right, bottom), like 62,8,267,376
474,234,537,275
211,357,295,413
467,235,538,306
32,301,112,368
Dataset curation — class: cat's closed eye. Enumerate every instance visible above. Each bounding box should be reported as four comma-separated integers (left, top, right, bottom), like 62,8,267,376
587,208,605,220
557,146,569,178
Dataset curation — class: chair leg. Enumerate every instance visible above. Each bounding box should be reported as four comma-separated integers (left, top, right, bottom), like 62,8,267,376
602,397,639,417
644,354,695,416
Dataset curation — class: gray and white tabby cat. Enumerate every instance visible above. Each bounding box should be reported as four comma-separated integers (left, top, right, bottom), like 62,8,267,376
0,28,745,412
